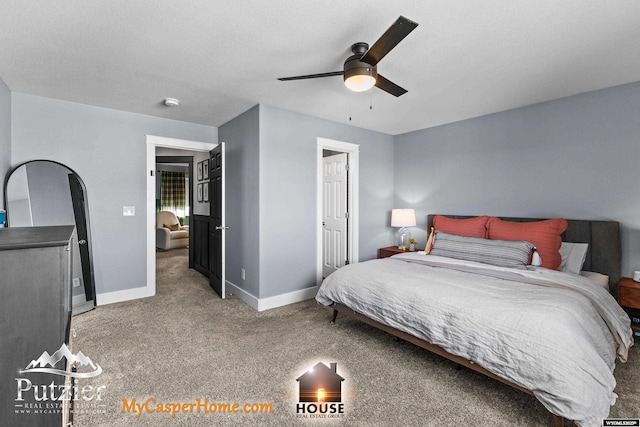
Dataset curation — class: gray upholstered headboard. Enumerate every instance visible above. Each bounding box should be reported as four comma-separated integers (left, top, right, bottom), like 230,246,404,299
426,215,622,294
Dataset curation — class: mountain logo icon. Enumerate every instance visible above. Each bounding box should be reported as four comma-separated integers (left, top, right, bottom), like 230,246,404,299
20,344,102,378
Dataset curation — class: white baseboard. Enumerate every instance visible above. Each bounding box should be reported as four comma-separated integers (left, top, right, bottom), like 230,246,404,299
225,281,318,311
96,282,316,310
96,286,155,306
225,281,259,309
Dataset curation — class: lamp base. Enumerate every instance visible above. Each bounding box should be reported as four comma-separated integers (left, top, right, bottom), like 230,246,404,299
397,227,411,250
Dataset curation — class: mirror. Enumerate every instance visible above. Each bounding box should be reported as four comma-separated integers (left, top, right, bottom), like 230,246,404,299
3,160,96,315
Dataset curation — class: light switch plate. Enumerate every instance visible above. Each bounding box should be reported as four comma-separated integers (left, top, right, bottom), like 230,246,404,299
123,206,135,216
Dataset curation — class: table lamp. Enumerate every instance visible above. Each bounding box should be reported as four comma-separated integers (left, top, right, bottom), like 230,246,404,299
391,209,416,249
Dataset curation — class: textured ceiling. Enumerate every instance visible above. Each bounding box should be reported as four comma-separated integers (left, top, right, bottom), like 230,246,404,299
1,1,639,135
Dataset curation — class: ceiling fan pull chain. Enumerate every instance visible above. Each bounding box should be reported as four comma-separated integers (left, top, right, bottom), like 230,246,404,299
370,93,373,110
349,107,352,121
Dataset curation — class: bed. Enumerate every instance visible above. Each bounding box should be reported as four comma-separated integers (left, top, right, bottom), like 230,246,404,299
315,215,634,427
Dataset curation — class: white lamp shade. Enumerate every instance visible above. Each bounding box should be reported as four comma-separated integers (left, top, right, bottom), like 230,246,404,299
391,209,416,227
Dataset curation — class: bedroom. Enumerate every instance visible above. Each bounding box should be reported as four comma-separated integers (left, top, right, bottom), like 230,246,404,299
1,2,640,426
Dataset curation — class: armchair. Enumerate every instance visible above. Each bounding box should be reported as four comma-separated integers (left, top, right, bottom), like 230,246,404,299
156,211,189,250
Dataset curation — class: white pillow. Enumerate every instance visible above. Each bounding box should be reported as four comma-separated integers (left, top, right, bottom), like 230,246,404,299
580,271,610,291
558,242,588,275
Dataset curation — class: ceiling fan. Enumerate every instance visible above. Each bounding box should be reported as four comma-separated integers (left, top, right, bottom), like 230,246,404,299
278,16,419,97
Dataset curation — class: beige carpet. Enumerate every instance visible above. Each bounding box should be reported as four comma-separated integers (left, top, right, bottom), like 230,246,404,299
70,248,639,426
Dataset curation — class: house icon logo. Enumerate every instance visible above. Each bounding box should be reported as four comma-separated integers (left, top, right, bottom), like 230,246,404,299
297,362,344,402
295,362,345,418
20,343,102,378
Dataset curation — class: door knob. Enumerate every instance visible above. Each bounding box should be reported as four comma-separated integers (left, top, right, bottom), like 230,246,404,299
78,239,87,245
215,226,229,230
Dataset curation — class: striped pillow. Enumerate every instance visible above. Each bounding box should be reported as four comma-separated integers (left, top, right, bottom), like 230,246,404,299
430,231,534,268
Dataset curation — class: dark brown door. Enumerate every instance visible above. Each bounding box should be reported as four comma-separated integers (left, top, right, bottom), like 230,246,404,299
208,144,225,297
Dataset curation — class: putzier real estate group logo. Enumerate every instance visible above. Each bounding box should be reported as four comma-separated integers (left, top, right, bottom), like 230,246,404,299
15,343,106,414
295,362,345,419
20,343,102,378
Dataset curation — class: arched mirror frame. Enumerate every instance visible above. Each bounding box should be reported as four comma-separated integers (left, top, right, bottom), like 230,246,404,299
3,159,96,312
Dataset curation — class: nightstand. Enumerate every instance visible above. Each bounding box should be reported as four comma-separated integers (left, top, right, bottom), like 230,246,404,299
617,277,640,334
377,246,422,259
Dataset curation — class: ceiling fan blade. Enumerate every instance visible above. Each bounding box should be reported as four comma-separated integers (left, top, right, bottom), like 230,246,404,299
375,74,407,97
360,16,418,66
278,71,343,81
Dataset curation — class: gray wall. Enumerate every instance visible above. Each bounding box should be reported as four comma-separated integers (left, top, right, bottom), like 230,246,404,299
220,104,395,300
259,104,394,298
394,81,640,277
219,105,260,297
0,78,10,210
10,80,636,304
11,93,217,295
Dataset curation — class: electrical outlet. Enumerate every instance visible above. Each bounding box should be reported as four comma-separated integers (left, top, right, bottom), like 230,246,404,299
73,278,81,288
241,269,245,280
123,206,135,216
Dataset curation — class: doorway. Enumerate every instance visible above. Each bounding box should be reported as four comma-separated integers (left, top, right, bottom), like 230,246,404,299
144,136,217,301
316,137,359,285
155,156,193,266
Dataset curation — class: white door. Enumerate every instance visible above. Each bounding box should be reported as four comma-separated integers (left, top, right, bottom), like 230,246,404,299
322,153,348,278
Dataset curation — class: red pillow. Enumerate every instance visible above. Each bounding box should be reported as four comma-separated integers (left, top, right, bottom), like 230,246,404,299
486,217,568,270
433,215,489,238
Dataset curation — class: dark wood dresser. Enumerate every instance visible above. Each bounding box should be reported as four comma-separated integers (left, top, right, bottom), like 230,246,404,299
0,226,75,426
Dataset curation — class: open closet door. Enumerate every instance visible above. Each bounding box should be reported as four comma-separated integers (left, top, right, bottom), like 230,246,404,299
208,143,226,297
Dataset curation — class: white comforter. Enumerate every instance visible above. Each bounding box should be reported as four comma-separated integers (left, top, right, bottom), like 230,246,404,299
315,253,633,427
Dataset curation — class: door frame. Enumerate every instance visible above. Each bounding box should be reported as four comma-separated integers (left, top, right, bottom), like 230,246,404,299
145,135,216,298
316,137,359,285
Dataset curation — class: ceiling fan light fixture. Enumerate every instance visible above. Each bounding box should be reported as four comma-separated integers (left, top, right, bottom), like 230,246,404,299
344,73,376,92
343,55,377,92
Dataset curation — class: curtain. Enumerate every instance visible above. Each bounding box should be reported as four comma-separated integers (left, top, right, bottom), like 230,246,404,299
161,171,186,222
